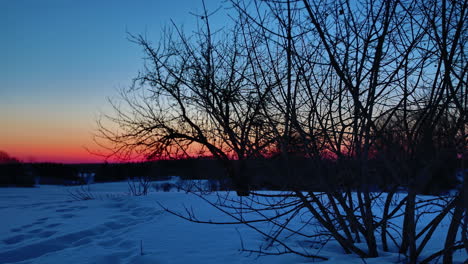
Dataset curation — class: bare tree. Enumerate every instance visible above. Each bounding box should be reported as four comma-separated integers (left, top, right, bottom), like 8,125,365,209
97,0,467,262
95,4,277,195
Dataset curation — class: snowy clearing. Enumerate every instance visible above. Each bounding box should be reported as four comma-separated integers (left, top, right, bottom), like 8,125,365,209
0,182,466,264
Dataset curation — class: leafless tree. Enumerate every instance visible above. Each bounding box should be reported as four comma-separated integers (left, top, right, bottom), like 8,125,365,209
97,0,467,262
95,2,278,196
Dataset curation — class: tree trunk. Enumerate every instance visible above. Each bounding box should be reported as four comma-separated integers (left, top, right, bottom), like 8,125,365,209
382,188,396,252
400,191,417,263
443,201,464,264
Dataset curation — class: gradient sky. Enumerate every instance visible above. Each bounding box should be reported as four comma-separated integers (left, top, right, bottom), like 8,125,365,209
1,0,225,163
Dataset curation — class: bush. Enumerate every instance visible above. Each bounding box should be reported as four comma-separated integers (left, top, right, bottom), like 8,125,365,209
161,183,173,192
152,182,175,192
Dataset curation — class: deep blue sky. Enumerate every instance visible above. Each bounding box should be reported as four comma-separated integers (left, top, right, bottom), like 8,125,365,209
0,0,225,163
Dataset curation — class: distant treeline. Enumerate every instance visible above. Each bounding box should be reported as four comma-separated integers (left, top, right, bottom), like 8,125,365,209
0,160,226,187
0,156,461,194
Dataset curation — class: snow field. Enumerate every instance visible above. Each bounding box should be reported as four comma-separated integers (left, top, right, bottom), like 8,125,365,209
0,182,466,263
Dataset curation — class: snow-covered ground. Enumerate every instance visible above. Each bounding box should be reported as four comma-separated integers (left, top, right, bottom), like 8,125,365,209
0,182,466,263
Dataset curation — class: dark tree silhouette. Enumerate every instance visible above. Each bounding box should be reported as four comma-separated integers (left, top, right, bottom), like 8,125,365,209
97,0,467,262
0,151,19,164
0,151,34,187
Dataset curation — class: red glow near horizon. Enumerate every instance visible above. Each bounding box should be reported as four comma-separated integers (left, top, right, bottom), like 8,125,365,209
5,149,104,164
0,116,107,163
1,142,111,164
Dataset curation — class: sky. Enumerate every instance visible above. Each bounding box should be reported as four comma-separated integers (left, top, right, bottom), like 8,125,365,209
1,0,226,163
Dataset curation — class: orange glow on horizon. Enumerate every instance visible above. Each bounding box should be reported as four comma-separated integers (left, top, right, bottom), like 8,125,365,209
0,108,110,163
0,130,108,164
3,145,105,164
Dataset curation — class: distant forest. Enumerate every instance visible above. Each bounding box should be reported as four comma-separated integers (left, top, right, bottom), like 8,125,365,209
0,154,461,195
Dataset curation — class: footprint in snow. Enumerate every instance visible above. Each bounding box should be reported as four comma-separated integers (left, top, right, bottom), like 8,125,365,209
73,237,92,247
103,221,128,229
3,234,26,245
20,223,35,229
97,237,122,247
131,208,147,217
33,219,48,225
0,217,140,263
61,214,76,219
37,230,57,238
117,240,134,249
45,223,61,228
0,229,97,263
113,215,134,223
10,227,22,233
55,208,74,213
28,228,43,234
72,205,88,210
